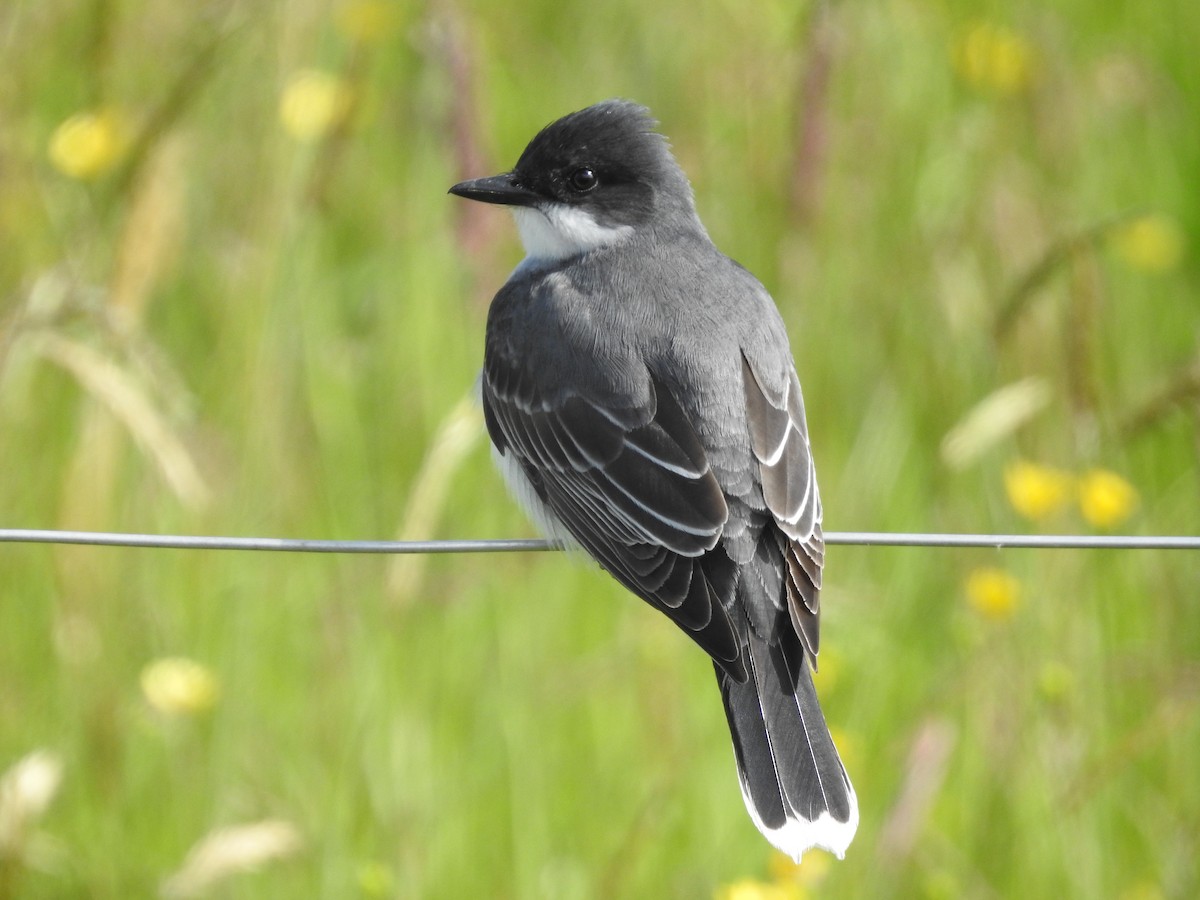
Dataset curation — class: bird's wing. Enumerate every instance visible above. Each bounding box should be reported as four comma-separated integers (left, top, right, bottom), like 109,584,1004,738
740,351,824,660
483,355,744,675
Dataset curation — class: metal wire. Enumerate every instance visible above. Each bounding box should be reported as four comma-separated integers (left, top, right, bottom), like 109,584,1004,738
0,528,1196,553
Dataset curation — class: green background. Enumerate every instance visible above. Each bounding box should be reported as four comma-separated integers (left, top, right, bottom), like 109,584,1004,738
1,0,1197,897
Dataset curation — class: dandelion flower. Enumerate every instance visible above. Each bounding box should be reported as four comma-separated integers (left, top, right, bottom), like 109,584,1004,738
769,848,832,887
965,567,1021,621
1004,460,1074,521
48,108,131,180
952,22,1035,95
280,70,354,141
141,657,219,716
1110,214,1185,274
714,878,803,900
336,2,401,44
1078,468,1138,529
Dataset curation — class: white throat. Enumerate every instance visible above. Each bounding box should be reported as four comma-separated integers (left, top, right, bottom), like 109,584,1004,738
510,204,633,265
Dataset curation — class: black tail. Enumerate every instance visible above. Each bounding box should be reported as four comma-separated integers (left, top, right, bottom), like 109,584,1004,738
716,612,857,860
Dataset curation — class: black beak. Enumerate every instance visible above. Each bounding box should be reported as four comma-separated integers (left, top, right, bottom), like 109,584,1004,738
448,173,540,207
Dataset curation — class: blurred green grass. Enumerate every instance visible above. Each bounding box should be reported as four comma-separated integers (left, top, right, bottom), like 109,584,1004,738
1,0,1198,897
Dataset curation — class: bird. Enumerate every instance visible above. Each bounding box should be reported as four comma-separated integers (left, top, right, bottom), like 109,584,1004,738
449,99,858,861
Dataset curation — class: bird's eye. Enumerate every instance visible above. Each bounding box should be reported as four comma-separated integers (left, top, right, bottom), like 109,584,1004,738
567,167,598,192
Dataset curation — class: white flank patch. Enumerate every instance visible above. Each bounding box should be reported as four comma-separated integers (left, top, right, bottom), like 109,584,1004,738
492,445,581,552
736,768,860,861
510,204,632,264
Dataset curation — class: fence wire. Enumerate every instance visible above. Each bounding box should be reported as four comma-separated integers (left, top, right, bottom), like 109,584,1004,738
1,528,1197,553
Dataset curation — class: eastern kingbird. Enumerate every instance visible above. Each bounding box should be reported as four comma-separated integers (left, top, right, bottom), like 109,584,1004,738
450,100,857,861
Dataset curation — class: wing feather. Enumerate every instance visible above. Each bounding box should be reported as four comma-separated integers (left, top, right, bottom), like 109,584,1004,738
742,352,825,662
483,358,742,674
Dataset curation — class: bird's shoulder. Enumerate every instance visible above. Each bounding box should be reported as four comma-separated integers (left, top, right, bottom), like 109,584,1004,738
484,262,652,416
484,232,802,412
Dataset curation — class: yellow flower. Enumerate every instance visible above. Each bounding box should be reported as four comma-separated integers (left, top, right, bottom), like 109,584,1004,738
952,22,1035,95
279,70,354,141
1078,468,1138,529
48,108,131,180
336,2,401,44
769,848,832,887
1004,460,1074,521
141,657,219,716
715,878,804,900
1109,214,1185,274
965,567,1021,621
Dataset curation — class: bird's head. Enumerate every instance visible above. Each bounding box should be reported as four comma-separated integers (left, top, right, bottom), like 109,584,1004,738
449,100,701,264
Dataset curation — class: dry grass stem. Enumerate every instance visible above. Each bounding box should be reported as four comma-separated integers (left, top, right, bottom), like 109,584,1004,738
160,819,303,898
940,377,1052,469
386,391,484,604
36,334,210,510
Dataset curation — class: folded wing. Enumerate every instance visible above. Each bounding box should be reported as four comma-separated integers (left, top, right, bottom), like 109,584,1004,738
741,352,824,661
484,359,744,677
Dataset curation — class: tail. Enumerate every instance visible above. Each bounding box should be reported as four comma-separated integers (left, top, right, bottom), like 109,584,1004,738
716,618,858,861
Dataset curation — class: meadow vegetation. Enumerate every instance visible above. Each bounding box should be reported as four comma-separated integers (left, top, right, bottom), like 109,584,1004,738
1,1,1197,897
